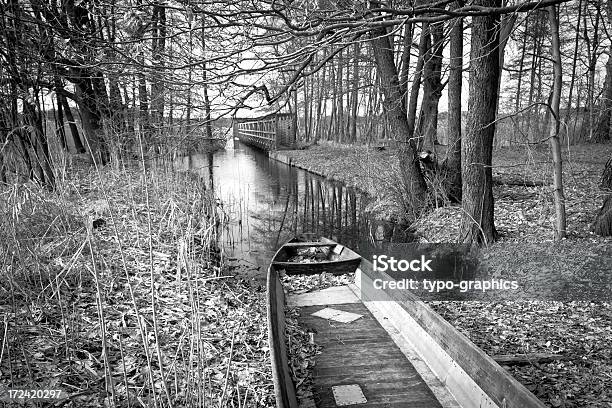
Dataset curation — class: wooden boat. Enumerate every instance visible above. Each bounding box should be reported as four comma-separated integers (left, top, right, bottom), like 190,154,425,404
267,237,547,408
270,237,361,275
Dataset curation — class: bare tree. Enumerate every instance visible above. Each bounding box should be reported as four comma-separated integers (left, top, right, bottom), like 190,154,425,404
446,2,463,202
370,24,427,217
547,4,567,240
460,0,501,245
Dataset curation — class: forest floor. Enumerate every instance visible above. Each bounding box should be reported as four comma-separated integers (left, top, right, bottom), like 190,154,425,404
0,162,274,407
276,141,612,407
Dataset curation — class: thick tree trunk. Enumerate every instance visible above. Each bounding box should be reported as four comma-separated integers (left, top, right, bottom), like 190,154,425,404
592,158,612,236
74,76,110,164
460,0,501,245
370,26,427,219
446,7,463,203
547,5,567,240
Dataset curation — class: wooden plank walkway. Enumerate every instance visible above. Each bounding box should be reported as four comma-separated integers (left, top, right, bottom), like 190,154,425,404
297,301,444,408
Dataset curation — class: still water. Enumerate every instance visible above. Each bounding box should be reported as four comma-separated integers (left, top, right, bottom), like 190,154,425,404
174,141,392,276
173,142,612,300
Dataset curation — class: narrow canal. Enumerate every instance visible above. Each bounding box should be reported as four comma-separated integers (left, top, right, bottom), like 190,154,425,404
174,141,396,277
173,141,611,300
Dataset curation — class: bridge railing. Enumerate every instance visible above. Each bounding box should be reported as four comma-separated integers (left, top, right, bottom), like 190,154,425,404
233,113,295,151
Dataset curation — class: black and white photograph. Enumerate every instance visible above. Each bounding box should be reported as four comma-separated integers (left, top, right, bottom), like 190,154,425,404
0,0,611,406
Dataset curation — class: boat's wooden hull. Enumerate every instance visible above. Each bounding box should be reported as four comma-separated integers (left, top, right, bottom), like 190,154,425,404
267,261,298,408
266,238,547,408
271,237,362,275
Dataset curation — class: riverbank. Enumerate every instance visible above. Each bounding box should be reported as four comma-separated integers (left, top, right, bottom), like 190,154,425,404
270,146,401,220
0,162,274,407
270,142,612,407
271,142,612,241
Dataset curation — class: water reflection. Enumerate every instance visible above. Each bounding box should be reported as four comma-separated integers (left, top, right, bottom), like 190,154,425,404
174,142,390,276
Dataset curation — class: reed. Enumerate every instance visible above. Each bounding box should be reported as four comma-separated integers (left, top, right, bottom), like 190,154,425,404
0,154,273,407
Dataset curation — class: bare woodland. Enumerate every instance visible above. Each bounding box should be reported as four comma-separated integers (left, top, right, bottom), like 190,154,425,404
1,0,612,406
1,0,612,243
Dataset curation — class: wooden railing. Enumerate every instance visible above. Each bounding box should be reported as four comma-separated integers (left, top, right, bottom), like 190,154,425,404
233,113,296,151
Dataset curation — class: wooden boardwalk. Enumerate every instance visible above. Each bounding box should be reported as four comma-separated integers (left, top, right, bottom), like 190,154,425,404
296,299,444,407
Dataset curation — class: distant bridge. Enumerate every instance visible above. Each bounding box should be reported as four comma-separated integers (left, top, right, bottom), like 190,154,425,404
233,113,296,151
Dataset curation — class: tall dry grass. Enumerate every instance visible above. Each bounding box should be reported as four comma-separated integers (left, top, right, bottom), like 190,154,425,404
0,152,273,407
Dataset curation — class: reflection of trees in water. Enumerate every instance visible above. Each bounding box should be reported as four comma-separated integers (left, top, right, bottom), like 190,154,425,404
239,166,369,252
299,174,366,248
177,148,421,280
245,166,299,251
182,151,374,256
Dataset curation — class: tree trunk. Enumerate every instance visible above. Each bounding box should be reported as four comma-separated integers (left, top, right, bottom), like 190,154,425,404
407,23,429,141
349,42,360,143
593,55,612,142
370,26,427,219
336,49,344,143
515,19,527,113
592,158,612,236
564,0,582,139
150,3,166,126
399,21,413,107
495,10,517,139
109,78,126,132
23,98,55,189
585,2,600,141
55,91,67,150
593,0,612,143
314,64,325,142
460,0,501,245
138,71,149,125
58,92,86,153
74,76,110,164
526,17,541,138
446,7,463,202
202,19,213,140
418,22,444,151
547,5,567,240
